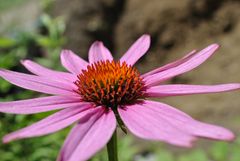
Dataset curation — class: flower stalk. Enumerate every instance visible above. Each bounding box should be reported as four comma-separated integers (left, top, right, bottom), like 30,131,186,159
107,129,118,161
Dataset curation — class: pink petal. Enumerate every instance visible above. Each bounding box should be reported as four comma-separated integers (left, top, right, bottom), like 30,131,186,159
141,50,196,78
0,69,76,95
0,96,86,114
144,44,219,86
118,103,195,147
143,100,234,141
57,124,85,161
21,60,76,82
146,84,240,97
61,50,88,75
58,108,116,161
120,34,150,65
88,41,113,63
3,104,94,143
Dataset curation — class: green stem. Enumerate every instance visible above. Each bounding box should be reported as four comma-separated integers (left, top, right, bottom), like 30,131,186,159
107,129,118,161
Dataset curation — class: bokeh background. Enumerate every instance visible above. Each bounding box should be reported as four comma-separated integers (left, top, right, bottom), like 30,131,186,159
0,0,240,160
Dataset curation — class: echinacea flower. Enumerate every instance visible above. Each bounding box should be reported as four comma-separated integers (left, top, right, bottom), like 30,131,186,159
0,34,239,161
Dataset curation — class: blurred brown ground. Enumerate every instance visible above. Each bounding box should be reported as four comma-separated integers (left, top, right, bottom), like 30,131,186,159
51,0,240,133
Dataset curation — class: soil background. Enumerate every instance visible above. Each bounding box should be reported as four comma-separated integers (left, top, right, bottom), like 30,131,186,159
51,0,240,133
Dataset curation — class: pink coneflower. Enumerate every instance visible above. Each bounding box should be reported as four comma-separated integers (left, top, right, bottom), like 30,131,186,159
0,34,239,161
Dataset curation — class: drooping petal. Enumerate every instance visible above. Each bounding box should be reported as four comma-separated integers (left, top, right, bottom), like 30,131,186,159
0,69,76,95
58,108,116,161
118,103,196,147
143,100,234,141
144,44,219,86
0,96,87,114
141,50,196,78
57,124,86,161
61,50,88,75
21,60,76,82
120,34,150,66
88,41,113,63
146,84,240,97
3,104,94,143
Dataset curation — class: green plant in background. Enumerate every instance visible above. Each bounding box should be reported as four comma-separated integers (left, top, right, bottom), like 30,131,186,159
0,33,29,99
34,13,66,70
0,3,67,160
0,0,29,11
0,13,66,100
36,14,66,49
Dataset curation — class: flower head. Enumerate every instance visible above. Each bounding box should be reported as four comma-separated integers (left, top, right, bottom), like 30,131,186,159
0,34,239,161
75,60,145,108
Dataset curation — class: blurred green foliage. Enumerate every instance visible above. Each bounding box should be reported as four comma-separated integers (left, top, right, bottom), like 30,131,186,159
0,1,240,161
0,0,29,11
134,139,240,161
0,2,67,160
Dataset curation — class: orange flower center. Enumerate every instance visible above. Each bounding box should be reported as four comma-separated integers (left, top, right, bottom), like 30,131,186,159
75,60,145,108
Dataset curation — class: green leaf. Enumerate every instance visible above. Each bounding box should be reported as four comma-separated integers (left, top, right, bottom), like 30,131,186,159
118,136,138,161
40,14,52,28
189,150,209,161
210,142,229,161
0,37,17,48
36,36,65,48
155,150,174,161
0,79,12,93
